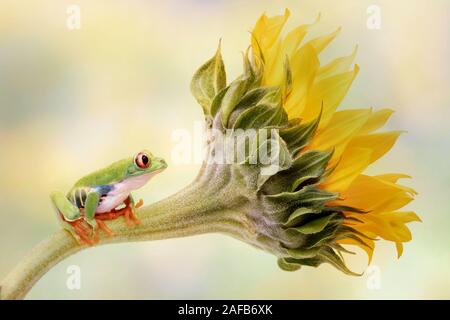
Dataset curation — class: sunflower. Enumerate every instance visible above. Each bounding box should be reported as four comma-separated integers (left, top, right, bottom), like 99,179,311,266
250,9,420,262
0,10,425,300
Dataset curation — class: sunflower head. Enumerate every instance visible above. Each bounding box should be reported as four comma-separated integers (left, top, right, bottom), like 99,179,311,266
190,9,420,274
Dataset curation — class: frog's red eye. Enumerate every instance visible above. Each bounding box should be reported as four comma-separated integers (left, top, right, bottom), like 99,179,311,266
135,152,151,169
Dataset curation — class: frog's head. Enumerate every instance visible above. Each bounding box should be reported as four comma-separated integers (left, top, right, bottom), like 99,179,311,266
125,150,167,178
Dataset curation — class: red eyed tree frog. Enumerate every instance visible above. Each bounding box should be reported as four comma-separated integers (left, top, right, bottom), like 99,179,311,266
51,150,167,245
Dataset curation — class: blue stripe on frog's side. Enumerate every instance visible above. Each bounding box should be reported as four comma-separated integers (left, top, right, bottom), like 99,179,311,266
94,185,115,198
93,185,115,207
68,185,114,209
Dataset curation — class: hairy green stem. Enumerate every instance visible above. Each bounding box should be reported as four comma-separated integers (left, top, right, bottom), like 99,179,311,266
0,181,254,300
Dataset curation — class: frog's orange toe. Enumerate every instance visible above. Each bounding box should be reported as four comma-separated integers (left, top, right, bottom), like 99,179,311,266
70,220,98,246
116,199,142,226
135,199,144,209
123,208,131,226
130,208,141,225
131,199,143,224
96,219,114,237
123,207,139,226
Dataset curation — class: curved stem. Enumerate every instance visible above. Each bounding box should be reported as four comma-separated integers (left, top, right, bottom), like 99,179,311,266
0,182,244,300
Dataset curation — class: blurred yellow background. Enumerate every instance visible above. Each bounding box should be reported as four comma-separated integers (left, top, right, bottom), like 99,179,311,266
0,0,449,299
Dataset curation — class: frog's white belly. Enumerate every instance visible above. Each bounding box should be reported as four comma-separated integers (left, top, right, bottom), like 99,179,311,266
96,192,129,213
94,172,153,214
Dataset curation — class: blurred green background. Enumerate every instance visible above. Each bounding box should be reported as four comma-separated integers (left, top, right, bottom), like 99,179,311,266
0,0,449,299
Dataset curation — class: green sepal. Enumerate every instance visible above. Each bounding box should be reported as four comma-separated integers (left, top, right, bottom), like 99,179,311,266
323,205,367,214
243,46,263,88
291,150,333,191
283,206,322,227
280,112,321,154
235,87,271,111
190,43,226,116
330,243,356,255
232,104,287,130
303,224,340,249
290,213,337,234
265,185,338,207
320,246,362,276
210,86,229,117
285,246,320,259
234,129,292,188
260,150,331,195
281,257,323,268
335,233,373,251
277,258,302,271
281,55,292,98
220,78,249,127
255,134,292,188
227,85,286,129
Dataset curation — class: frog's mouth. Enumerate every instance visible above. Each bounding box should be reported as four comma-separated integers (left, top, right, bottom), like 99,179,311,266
151,167,166,175
116,169,165,193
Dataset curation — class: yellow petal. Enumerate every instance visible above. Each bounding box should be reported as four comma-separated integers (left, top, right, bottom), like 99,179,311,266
349,214,411,243
375,174,418,196
316,45,358,82
336,174,414,213
252,9,290,61
281,15,319,58
301,65,360,126
285,44,319,118
391,211,422,223
308,109,371,158
305,27,341,54
321,147,372,192
358,108,394,135
375,173,411,183
385,220,412,241
370,211,420,243
396,242,404,258
345,131,402,165
263,40,283,86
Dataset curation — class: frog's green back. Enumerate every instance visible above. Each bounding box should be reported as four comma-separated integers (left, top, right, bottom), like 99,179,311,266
72,158,132,188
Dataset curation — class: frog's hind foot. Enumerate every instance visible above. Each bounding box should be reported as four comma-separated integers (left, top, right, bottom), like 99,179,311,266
122,198,142,226
95,219,114,237
94,210,125,237
123,206,141,226
94,198,143,231
102,198,143,227
95,210,124,221
67,219,99,246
